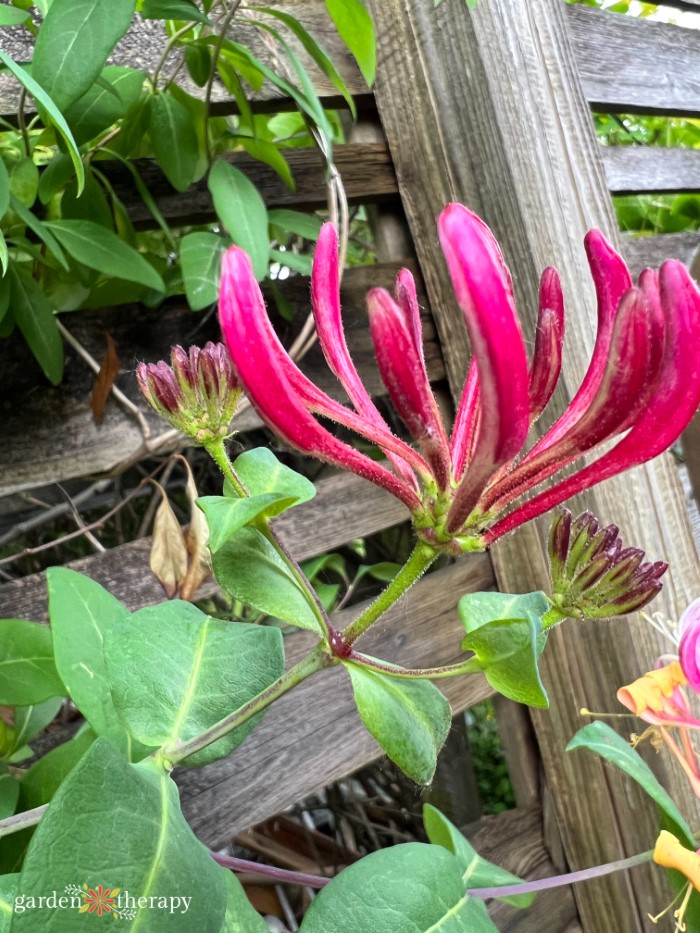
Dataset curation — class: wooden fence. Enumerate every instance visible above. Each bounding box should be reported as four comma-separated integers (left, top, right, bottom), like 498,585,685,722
2,2,700,929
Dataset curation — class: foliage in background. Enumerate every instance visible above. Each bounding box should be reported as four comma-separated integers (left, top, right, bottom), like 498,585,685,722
0,0,375,381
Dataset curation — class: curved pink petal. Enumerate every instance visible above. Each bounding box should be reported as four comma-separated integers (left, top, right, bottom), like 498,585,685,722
528,268,564,422
679,598,700,692
311,224,419,488
219,247,421,510
438,204,530,531
450,358,480,479
485,259,700,544
394,267,424,361
367,287,451,488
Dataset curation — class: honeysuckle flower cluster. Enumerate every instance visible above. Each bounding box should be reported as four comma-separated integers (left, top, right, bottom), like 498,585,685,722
137,341,242,444
548,509,667,621
217,203,700,553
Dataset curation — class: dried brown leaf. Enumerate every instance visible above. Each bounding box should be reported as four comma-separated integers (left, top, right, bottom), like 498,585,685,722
150,485,188,599
180,463,212,601
91,333,121,425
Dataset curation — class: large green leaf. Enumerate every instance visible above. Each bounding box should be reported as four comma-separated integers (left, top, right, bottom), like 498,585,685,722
423,804,533,908
180,231,226,311
0,875,18,933
10,196,69,270
232,447,316,505
12,740,228,931
142,0,211,23
0,619,64,705
64,66,145,146
8,266,63,384
219,871,268,933
19,727,96,811
300,842,496,932
42,220,164,291
567,721,695,847
0,765,19,820
104,601,284,766
344,663,451,784
31,0,136,112
458,591,550,708
0,54,85,194
0,7,29,25
0,159,10,218
198,494,293,554
208,160,269,281
148,92,200,193
212,528,322,633
8,159,38,209
324,0,376,86
268,209,323,241
46,569,133,755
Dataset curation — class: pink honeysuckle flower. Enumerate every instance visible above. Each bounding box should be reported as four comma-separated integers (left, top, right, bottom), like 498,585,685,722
218,203,700,552
679,598,700,692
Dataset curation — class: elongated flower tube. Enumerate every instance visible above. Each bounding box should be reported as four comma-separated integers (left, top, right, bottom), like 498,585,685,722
218,203,700,553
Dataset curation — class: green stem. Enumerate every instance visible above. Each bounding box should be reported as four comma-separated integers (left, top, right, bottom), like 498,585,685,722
0,803,46,840
162,643,329,765
347,649,479,680
342,543,439,646
206,439,332,639
541,605,570,630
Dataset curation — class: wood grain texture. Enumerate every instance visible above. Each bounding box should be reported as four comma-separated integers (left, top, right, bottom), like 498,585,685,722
0,470,412,620
567,5,700,117
622,232,700,280
0,2,368,117
104,143,398,229
467,806,581,933
369,0,700,927
0,262,441,496
177,556,496,846
603,145,700,194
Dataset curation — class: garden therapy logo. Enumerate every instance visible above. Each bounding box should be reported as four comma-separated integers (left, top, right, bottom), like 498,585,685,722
12,884,192,919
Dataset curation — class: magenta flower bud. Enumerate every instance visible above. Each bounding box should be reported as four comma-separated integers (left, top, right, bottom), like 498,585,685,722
137,342,242,444
679,599,700,692
548,508,667,619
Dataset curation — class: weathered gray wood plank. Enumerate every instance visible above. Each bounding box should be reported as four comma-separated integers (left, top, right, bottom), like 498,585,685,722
104,143,398,229
370,0,699,927
0,2,368,116
622,232,700,280
0,470,411,619
177,556,496,846
603,145,700,194
467,806,581,933
567,5,700,116
0,262,441,496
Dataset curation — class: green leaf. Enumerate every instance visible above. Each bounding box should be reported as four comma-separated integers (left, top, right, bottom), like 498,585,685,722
208,160,269,281
459,591,550,708
60,172,113,230
324,0,376,86
142,0,211,22
219,871,269,933
198,494,294,554
37,154,74,205
148,91,200,193
10,196,69,270
0,766,19,820
299,842,496,932
63,65,145,146
212,528,322,633
46,568,133,754
43,219,164,291
19,727,95,811
0,159,10,218
0,874,18,932
31,0,136,112
180,231,226,311
8,266,63,384
13,740,228,932
236,136,294,190
344,663,451,784
11,697,64,757
423,804,533,908
269,209,323,241
256,6,356,117
185,42,212,87
0,7,30,25
0,53,85,194
0,232,7,278
8,158,38,208
567,721,696,847
0,619,63,706
104,601,284,766
233,447,316,504
269,248,312,276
